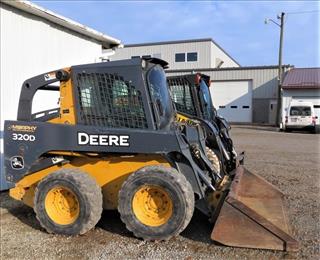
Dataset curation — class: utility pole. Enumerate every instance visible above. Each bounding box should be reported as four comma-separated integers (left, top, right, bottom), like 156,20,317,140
275,12,285,127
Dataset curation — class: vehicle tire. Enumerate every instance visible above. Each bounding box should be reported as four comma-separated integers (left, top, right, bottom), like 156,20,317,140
34,168,103,235
205,147,222,176
118,165,194,241
312,126,319,134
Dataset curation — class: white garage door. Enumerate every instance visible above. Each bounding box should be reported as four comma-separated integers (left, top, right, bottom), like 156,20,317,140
210,81,252,123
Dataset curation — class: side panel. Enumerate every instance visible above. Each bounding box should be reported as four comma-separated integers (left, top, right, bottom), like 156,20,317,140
10,154,170,209
4,120,181,183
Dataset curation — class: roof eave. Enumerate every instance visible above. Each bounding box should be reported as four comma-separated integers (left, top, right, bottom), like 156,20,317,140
165,64,293,72
3,0,121,49
282,86,320,89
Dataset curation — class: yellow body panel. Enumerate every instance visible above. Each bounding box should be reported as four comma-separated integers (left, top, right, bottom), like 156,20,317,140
9,154,170,209
47,151,86,157
47,68,77,125
176,113,197,126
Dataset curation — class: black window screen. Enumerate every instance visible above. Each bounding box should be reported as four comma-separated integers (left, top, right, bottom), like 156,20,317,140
76,72,148,129
168,78,196,116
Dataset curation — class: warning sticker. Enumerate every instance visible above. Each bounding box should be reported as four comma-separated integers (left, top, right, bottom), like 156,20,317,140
44,72,56,81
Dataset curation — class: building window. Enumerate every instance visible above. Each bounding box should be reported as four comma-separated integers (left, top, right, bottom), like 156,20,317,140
187,52,198,62
175,53,185,62
153,53,161,59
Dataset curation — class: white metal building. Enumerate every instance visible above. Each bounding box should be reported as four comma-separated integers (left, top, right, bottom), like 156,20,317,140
110,38,240,70
0,0,121,189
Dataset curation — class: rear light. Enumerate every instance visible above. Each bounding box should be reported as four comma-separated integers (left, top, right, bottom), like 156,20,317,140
285,116,288,123
195,74,201,85
206,77,211,86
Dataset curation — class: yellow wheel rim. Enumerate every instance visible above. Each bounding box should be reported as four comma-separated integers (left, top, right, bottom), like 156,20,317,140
45,186,80,225
132,185,173,227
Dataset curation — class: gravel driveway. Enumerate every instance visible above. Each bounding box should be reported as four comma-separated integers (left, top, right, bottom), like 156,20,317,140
1,126,319,259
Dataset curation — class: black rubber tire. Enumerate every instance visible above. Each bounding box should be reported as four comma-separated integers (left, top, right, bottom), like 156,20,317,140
312,126,319,134
118,165,194,241
34,169,103,235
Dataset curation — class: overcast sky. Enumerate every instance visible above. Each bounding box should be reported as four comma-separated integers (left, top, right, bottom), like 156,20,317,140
34,1,319,67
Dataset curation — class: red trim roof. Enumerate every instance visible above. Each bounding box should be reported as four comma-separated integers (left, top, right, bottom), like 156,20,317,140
282,68,320,89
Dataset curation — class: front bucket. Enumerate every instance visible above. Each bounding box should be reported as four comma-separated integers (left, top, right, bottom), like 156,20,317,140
211,166,299,251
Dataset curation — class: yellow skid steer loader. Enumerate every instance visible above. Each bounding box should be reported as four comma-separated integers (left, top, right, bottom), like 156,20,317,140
168,73,298,251
3,58,298,251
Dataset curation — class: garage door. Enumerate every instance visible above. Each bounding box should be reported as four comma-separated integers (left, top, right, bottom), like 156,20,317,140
210,81,252,123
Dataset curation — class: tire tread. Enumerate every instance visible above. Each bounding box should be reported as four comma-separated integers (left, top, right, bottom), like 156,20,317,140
118,165,194,241
34,168,102,235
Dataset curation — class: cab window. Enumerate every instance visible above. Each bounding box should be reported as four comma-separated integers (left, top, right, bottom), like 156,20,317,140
76,72,147,129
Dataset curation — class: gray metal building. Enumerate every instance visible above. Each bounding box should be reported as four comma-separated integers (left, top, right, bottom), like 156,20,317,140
167,66,292,124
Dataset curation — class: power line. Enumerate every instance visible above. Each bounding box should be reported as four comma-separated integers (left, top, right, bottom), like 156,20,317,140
286,10,320,15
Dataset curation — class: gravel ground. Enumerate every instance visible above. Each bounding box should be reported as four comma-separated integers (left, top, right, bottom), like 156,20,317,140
1,126,319,259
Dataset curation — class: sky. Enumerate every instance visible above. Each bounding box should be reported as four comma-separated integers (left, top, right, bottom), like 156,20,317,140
34,1,319,68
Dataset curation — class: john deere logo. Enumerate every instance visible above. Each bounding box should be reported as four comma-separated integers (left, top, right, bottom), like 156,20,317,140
10,156,24,170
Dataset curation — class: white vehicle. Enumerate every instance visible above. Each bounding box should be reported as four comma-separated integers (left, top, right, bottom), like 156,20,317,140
283,101,318,133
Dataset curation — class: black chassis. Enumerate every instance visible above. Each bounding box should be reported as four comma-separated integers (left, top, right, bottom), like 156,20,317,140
167,74,237,172
4,58,218,215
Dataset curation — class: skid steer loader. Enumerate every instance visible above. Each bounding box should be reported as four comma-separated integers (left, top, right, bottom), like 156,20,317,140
3,58,298,251
167,72,299,251
168,73,237,175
